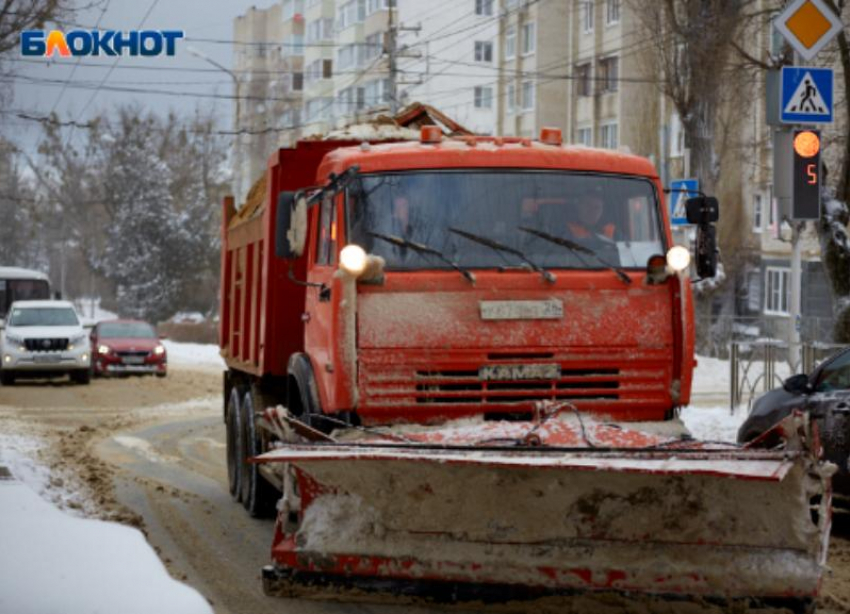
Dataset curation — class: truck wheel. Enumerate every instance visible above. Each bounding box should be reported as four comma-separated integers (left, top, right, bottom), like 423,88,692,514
0,371,14,386
226,387,243,502
288,355,331,434
239,389,278,518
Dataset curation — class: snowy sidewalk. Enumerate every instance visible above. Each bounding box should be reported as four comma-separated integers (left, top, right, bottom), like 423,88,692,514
0,465,213,614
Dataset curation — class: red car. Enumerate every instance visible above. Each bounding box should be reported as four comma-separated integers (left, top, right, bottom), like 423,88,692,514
91,320,167,377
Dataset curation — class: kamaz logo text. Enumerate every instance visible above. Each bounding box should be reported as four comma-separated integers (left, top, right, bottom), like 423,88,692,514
21,30,184,57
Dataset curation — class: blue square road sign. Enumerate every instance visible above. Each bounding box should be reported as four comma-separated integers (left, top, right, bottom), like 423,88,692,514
670,179,699,226
781,66,833,125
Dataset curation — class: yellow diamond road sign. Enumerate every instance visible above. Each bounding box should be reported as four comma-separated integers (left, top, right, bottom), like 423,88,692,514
775,0,844,60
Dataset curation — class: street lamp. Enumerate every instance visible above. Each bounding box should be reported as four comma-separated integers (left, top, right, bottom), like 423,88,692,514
186,45,243,203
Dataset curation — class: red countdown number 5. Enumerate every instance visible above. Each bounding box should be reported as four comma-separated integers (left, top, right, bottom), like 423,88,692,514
807,163,817,185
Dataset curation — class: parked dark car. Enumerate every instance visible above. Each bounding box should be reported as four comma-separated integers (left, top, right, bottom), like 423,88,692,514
91,320,167,378
738,347,850,497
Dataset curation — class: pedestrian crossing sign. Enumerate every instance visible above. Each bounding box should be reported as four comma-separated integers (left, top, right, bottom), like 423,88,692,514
781,66,833,124
670,179,699,226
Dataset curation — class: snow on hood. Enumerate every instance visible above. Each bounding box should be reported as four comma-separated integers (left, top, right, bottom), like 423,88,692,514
4,325,86,339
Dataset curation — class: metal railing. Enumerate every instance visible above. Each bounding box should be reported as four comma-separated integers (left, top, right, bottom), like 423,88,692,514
730,340,848,410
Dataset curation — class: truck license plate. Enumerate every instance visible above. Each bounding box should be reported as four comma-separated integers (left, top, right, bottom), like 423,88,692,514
122,356,145,365
479,300,563,320
34,355,61,364
479,363,560,381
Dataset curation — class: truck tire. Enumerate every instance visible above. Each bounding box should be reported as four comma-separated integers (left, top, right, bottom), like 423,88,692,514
225,387,243,502
0,371,14,386
239,389,278,518
288,354,331,433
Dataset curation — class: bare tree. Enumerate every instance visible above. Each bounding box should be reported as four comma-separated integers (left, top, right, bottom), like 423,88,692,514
0,0,71,56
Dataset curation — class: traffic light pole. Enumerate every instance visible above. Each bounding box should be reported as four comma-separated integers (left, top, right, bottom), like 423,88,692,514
789,222,803,370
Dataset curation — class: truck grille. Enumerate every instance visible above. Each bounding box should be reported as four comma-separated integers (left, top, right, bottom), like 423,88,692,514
24,338,68,352
358,349,673,416
413,368,620,403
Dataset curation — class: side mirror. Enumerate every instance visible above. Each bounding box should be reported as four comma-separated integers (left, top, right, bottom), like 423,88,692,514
695,224,718,279
783,373,812,395
275,191,308,259
685,196,719,225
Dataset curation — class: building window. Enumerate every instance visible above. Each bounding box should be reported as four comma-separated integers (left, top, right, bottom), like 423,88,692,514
521,80,534,111
598,56,618,92
606,0,620,25
306,18,335,43
599,122,618,149
765,267,790,315
506,83,516,114
576,126,592,146
505,26,516,60
364,32,382,61
505,0,518,9
283,35,304,57
575,63,591,96
521,22,535,55
476,0,494,16
753,193,763,232
306,97,332,122
583,0,594,32
474,86,493,108
474,41,493,62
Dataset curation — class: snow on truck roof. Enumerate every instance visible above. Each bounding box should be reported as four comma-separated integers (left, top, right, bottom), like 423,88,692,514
319,138,659,179
0,267,50,281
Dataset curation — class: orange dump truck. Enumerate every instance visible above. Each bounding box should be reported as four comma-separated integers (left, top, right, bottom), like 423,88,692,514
220,123,832,611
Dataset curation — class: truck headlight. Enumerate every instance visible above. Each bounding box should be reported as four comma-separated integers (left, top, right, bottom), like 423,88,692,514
340,244,368,277
666,246,691,272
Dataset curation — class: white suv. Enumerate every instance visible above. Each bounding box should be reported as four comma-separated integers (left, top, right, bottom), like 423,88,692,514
1,300,91,385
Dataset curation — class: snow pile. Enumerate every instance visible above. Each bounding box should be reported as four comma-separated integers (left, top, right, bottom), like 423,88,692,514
163,340,225,371
324,123,420,142
680,405,747,443
0,477,212,614
74,296,119,325
169,311,207,324
692,354,730,396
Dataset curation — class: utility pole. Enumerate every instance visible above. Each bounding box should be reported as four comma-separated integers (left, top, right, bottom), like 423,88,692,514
387,4,398,115
385,5,421,115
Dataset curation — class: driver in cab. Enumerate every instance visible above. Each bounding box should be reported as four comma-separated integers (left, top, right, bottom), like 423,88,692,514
567,191,616,243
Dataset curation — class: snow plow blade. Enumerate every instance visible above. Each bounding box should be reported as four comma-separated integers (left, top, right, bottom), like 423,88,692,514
256,409,832,607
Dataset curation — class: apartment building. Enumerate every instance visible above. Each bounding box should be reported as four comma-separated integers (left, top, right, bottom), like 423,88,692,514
396,0,500,135
233,3,303,202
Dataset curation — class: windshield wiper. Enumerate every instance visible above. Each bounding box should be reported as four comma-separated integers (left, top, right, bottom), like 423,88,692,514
518,226,631,285
368,231,476,285
448,227,556,284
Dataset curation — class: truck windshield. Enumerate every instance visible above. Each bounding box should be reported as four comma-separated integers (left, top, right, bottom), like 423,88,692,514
348,171,665,271
8,307,79,327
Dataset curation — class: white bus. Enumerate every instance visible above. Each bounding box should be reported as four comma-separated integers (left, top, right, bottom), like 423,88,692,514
0,267,51,323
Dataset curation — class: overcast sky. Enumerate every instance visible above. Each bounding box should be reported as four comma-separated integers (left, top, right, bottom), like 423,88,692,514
4,0,270,151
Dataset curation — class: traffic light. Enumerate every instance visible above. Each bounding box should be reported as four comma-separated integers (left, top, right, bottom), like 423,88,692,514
792,129,821,220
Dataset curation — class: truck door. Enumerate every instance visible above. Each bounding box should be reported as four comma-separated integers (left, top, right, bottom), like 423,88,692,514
303,192,339,411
